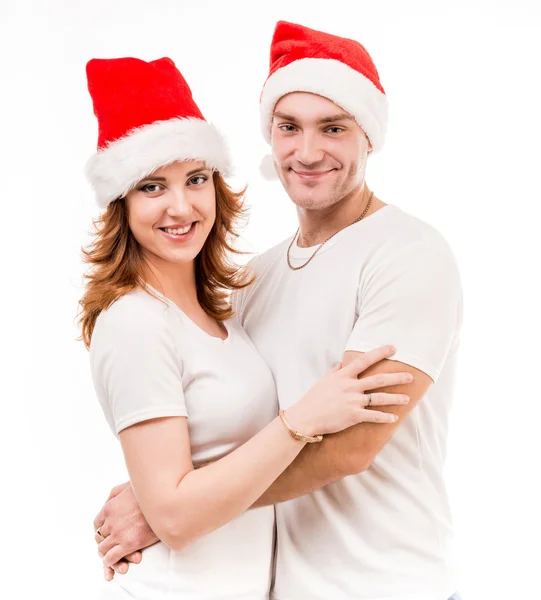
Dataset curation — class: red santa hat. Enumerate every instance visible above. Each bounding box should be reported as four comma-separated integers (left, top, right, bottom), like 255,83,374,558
260,21,388,153
85,57,232,208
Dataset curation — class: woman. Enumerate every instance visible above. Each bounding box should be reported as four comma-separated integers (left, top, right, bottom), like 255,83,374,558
80,57,410,599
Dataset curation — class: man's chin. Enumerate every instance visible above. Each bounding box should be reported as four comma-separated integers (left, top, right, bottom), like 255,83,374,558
288,192,335,210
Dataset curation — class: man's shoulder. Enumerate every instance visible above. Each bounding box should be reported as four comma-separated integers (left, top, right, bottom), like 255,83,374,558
233,237,293,320
361,205,457,264
245,235,294,277
376,205,452,246
362,206,462,298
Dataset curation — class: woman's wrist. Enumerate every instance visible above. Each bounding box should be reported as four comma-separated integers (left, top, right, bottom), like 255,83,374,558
280,405,319,439
279,410,323,443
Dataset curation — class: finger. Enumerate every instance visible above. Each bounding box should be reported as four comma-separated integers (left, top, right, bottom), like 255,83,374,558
124,551,142,564
342,345,396,377
327,362,342,375
98,534,117,559
358,409,399,424
103,566,114,582
94,522,109,544
112,560,129,575
93,508,105,532
103,545,128,569
357,371,413,392
363,392,410,407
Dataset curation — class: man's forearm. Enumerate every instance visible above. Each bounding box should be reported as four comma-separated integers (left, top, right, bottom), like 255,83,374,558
251,434,352,507
252,358,429,508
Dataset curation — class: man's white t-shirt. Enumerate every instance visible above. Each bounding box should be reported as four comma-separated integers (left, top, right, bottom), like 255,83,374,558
90,287,278,600
235,205,463,600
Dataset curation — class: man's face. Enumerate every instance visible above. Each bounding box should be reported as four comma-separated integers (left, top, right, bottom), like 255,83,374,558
270,92,371,210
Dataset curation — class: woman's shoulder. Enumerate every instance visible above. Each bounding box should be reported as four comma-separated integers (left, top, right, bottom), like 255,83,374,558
92,288,172,348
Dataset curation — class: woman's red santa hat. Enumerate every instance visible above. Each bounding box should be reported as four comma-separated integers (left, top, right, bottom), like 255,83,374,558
85,57,232,208
259,20,388,176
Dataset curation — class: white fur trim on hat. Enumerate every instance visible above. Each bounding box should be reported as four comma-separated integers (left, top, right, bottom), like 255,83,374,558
260,58,388,152
86,117,233,208
259,154,279,180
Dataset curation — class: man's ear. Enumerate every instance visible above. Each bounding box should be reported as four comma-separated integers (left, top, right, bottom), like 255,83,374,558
361,127,372,153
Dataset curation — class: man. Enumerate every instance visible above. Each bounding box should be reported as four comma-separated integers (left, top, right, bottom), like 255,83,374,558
93,21,462,600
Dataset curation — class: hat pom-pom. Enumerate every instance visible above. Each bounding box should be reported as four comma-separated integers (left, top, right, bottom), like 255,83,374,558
259,154,279,180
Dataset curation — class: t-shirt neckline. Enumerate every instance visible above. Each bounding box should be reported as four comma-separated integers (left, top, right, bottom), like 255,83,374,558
144,284,231,344
288,204,393,260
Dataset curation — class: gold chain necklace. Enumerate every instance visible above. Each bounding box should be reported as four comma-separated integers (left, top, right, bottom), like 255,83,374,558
286,191,374,271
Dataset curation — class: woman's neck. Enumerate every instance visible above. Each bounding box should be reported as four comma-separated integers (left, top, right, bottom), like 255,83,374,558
142,254,199,311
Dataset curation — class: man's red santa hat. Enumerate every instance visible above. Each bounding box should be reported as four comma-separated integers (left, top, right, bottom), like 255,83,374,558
259,21,388,178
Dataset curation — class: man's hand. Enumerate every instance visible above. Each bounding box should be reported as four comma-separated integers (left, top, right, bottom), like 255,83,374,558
93,482,159,581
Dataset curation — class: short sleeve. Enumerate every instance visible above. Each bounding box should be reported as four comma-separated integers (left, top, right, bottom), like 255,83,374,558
90,298,187,434
345,238,463,382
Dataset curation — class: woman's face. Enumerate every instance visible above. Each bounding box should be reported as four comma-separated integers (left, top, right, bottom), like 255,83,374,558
125,161,216,267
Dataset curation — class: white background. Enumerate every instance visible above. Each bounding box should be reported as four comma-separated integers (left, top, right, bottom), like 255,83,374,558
3,1,540,598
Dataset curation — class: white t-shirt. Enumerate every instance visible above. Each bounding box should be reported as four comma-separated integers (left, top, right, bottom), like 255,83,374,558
90,287,278,600
235,205,463,600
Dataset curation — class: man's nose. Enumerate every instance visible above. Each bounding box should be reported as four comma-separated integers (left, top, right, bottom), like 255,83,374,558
295,132,325,166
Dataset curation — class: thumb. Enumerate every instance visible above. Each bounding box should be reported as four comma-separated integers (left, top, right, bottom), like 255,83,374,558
107,481,130,501
329,362,342,374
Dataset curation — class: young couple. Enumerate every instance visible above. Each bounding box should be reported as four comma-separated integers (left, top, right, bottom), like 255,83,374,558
81,20,463,600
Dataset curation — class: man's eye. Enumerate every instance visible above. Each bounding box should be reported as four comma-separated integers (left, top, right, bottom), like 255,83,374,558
279,124,296,132
326,127,344,134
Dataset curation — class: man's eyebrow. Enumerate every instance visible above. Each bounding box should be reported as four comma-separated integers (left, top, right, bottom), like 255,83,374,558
272,111,354,124
273,111,300,123
317,113,355,124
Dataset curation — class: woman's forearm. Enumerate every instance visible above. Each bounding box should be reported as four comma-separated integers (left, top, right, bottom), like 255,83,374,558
159,417,304,550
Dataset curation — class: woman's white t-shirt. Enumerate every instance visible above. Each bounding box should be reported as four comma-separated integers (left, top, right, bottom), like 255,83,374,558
90,287,278,600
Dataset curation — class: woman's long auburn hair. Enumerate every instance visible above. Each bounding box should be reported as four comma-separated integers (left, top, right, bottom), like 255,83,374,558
79,171,254,349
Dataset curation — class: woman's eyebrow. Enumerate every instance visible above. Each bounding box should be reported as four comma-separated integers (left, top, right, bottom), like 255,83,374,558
185,167,210,177
140,176,167,183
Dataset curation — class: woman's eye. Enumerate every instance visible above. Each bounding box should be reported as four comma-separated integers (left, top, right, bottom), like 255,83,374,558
139,183,162,193
188,175,208,186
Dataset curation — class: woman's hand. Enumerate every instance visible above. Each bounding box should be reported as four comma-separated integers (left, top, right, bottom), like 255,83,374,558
285,345,412,437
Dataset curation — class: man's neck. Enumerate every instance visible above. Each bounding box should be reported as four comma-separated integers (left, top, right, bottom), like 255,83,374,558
296,184,383,248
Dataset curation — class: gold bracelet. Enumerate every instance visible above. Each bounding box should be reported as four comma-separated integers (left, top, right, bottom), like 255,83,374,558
279,410,323,443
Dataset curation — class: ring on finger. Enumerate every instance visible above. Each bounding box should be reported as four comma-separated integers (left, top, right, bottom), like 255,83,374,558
367,393,372,407
96,527,105,539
